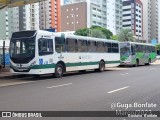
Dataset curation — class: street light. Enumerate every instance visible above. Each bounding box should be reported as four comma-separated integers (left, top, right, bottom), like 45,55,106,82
70,14,75,31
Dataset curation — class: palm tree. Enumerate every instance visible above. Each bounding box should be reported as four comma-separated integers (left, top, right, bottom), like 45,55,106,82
118,29,135,42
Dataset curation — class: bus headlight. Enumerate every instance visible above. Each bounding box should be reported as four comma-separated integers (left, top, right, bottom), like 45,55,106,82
30,61,36,67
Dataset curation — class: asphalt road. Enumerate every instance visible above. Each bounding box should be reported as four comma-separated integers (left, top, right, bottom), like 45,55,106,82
0,64,160,120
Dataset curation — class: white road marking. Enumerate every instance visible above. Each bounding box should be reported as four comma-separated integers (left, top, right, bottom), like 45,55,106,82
120,73,129,76
47,83,73,88
0,81,35,87
150,68,157,70
107,86,129,94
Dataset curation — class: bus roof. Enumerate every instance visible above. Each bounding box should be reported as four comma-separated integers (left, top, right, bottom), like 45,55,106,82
35,30,119,43
120,41,155,46
12,30,119,43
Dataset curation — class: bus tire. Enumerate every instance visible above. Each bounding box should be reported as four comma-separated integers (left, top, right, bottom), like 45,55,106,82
146,58,151,65
79,70,86,73
96,61,105,72
33,75,40,78
135,59,139,67
54,64,64,78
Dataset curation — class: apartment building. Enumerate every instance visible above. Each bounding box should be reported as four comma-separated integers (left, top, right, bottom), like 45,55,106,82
61,2,87,31
19,3,40,31
39,0,61,32
122,0,143,40
141,0,159,43
0,7,19,39
62,0,122,35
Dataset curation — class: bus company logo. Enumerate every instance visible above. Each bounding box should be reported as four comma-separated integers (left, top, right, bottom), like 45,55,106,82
2,112,12,117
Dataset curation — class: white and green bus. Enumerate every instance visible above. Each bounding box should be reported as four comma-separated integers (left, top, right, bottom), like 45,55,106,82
120,42,157,66
10,30,120,77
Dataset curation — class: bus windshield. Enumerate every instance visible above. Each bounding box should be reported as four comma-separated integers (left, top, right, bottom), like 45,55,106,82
10,38,35,63
120,43,131,57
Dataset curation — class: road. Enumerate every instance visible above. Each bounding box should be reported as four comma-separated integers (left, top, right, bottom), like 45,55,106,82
0,64,160,120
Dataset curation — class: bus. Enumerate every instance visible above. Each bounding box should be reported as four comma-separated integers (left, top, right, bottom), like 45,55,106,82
120,42,157,66
10,30,120,78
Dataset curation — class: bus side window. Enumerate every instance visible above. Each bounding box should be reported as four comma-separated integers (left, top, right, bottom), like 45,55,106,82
149,46,152,52
112,43,119,53
88,40,97,53
55,37,65,53
146,46,149,52
131,45,135,55
152,46,155,52
105,42,112,53
97,41,105,53
66,38,77,52
78,39,87,52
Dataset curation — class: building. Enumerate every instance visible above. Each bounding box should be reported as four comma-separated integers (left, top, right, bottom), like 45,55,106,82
122,0,143,41
0,7,20,39
159,0,160,43
61,0,123,35
61,2,87,32
39,0,61,32
0,3,40,40
107,0,123,35
141,0,151,43
19,3,40,31
151,0,158,42
0,7,8,39
141,0,159,43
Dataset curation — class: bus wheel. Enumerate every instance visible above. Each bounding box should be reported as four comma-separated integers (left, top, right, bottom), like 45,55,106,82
147,59,151,65
98,61,105,72
135,59,139,67
55,64,64,78
33,75,40,78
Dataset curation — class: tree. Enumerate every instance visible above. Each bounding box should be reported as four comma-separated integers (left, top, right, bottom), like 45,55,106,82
118,29,134,42
74,28,89,36
90,26,113,39
74,26,113,39
91,29,106,38
111,35,118,40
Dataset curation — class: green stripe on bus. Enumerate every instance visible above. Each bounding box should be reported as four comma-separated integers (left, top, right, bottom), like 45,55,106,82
66,61,99,67
31,64,55,69
31,60,120,69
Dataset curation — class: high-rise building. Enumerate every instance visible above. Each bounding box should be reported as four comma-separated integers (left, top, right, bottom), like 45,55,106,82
0,7,19,39
159,0,160,43
151,0,158,41
122,0,143,41
0,7,8,39
61,0,122,35
107,0,123,35
39,0,61,32
61,2,87,31
141,0,159,43
19,3,40,31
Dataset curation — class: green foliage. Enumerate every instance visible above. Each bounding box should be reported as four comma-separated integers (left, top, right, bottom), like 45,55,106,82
111,35,118,40
74,26,113,39
91,29,106,38
74,28,88,36
118,29,134,42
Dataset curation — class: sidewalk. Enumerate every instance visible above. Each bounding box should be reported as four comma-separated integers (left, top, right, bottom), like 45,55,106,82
152,59,160,65
0,67,12,78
